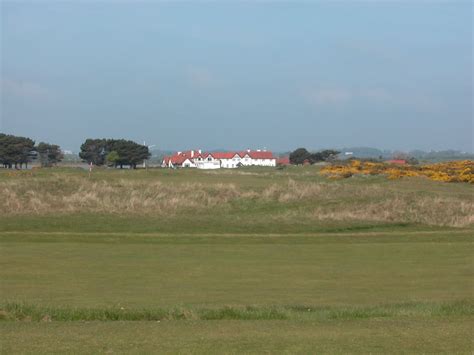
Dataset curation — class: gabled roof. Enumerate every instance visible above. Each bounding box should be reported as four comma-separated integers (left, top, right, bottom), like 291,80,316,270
211,152,236,159
163,149,275,165
245,151,274,159
163,150,202,165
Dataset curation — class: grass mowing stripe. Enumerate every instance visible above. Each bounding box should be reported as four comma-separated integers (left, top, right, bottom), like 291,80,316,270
1,229,471,237
1,230,472,246
2,300,472,322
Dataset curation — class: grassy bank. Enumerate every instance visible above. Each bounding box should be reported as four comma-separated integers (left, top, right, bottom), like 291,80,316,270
0,167,472,352
0,167,473,233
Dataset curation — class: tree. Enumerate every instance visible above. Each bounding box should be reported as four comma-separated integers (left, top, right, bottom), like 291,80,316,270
79,138,150,169
37,142,64,167
106,139,150,169
289,148,310,165
106,151,120,167
126,142,150,169
289,148,340,165
79,139,107,165
310,149,340,163
0,133,36,169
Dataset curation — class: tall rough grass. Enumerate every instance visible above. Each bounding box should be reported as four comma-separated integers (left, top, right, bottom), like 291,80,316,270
0,175,472,227
309,197,474,228
1,300,472,322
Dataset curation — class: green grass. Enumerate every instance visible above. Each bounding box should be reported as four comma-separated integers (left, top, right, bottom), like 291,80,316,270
0,167,473,353
2,299,472,322
2,233,472,308
2,318,472,354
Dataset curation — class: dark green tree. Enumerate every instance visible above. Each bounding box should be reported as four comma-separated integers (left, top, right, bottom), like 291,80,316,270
79,139,107,165
289,148,310,165
79,138,150,169
0,133,36,169
37,142,64,167
106,151,120,167
310,149,340,163
106,139,150,169
126,142,150,169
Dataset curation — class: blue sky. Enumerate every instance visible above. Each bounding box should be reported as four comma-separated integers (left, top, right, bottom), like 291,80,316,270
1,1,472,152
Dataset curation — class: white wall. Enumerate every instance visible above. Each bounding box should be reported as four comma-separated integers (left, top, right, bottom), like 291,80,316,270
195,158,221,169
220,156,276,168
164,155,276,169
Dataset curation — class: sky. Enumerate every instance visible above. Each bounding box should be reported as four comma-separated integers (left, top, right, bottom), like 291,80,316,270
1,1,472,153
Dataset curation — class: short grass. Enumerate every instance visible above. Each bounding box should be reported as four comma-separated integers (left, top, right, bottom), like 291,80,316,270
0,167,473,353
1,232,473,308
2,318,472,354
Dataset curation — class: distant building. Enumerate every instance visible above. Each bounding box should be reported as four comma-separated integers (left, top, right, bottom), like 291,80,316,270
162,149,276,169
386,159,407,165
277,156,290,165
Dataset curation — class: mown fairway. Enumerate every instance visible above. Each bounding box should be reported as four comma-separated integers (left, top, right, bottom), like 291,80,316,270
0,167,473,353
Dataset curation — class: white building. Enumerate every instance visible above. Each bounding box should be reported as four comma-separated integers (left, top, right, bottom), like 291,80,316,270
162,149,276,169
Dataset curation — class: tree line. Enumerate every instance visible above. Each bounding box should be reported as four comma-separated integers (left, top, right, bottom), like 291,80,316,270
0,133,63,168
289,148,340,165
79,138,150,169
1,134,150,169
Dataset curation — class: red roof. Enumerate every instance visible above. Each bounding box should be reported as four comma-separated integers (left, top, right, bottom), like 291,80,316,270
207,152,232,159
198,150,274,160
277,156,290,165
386,159,406,165
163,150,275,165
163,150,202,165
243,151,274,159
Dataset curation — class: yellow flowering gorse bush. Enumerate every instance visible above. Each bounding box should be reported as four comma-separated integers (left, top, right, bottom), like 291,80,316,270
320,160,474,184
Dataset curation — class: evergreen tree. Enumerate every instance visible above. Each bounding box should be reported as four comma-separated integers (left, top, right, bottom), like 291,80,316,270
79,139,107,165
0,133,36,168
37,142,64,167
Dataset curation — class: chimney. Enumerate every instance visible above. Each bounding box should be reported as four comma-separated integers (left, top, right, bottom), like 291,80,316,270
191,150,194,158
257,149,261,152
247,148,250,153
198,149,202,154
177,151,182,155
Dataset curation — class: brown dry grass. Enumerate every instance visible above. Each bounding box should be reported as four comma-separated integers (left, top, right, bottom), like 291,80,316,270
0,174,472,227
309,197,474,228
0,175,246,215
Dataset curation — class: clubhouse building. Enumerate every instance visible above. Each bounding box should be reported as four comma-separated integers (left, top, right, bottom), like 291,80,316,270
162,149,277,169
